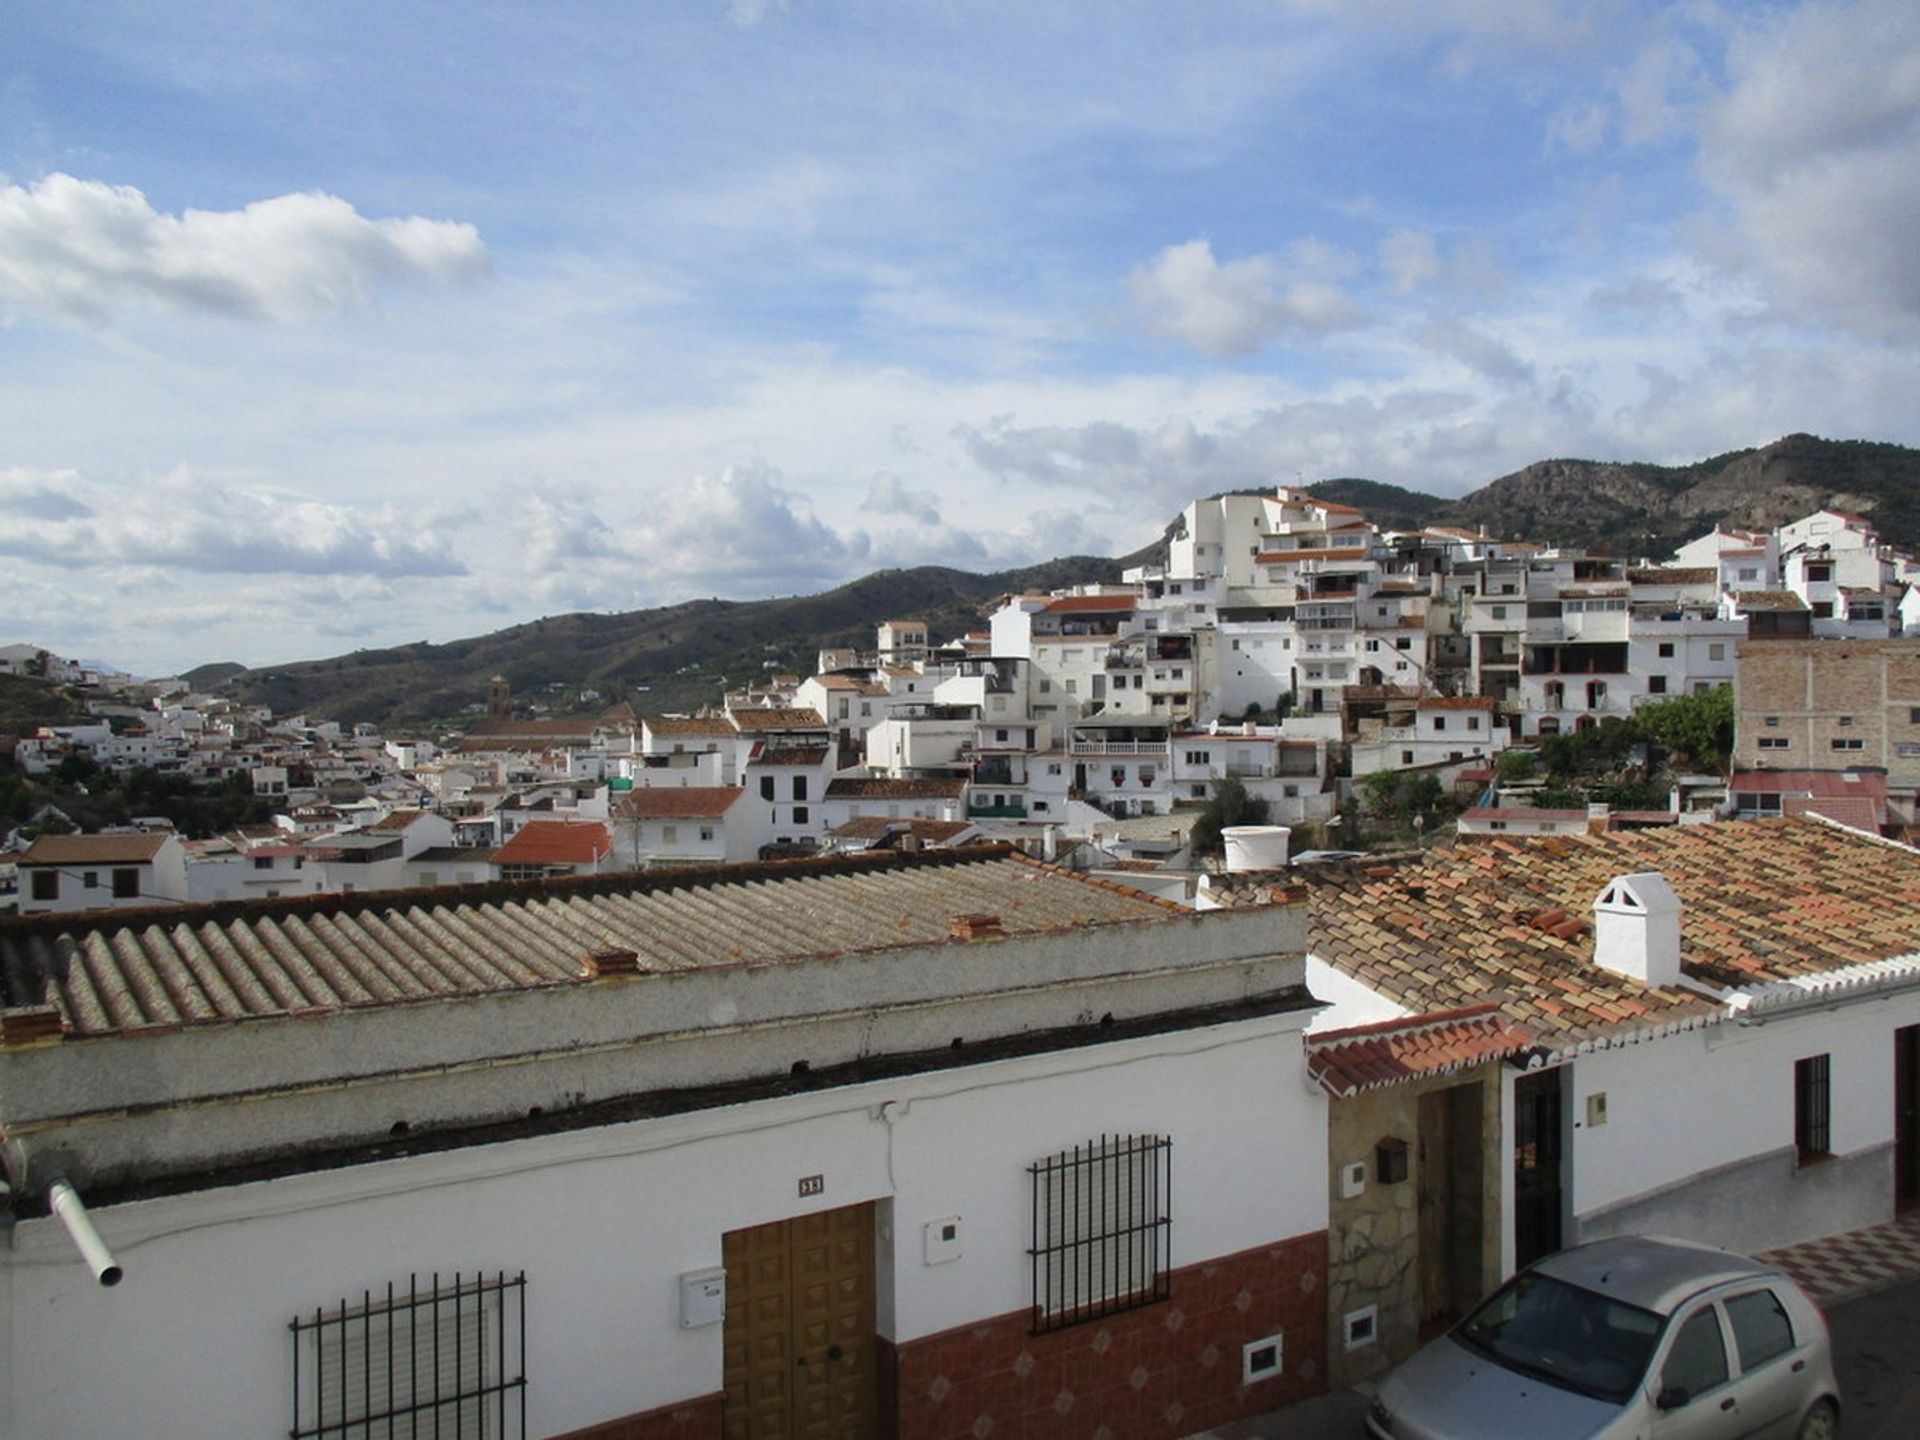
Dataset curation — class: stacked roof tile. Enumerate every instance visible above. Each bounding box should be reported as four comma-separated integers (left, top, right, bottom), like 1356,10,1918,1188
1306,1004,1534,1096
1291,818,1920,1048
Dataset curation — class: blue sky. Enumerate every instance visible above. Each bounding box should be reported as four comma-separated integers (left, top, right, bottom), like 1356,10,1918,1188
3,1,1918,675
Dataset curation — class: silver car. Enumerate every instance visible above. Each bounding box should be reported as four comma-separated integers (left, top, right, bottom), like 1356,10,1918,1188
1365,1235,1840,1439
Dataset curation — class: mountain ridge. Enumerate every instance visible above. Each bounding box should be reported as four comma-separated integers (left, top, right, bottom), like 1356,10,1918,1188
212,433,1920,728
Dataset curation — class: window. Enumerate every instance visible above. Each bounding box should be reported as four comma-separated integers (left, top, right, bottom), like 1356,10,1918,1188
1709,643,1726,661
1813,601,1834,619
1795,1054,1831,1163
1839,715,1854,727
1065,680,1077,694
291,1271,526,1440
1191,783,1208,798
662,825,679,844
1491,606,1507,620
1661,1307,1729,1402
1658,642,1675,658
30,870,57,901
1831,738,1864,751
1765,715,1781,727
1028,1135,1171,1333
1402,751,1415,765
1649,675,1668,695
759,776,775,801
699,826,715,842
1759,736,1790,749
1185,750,1210,765
792,806,809,825
1432,716,1446,731
1038,679,1051,693
83,870,99,889
1396,637,1411,651
791,776,807,801
111,868,138,899
1725,1289,1795,1370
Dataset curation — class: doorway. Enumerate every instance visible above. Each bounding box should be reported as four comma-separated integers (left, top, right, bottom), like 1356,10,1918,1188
1417,1082,1486,1337
1898,1025,1919,1214
722,1203,878,1440
1514,1068,1565,1269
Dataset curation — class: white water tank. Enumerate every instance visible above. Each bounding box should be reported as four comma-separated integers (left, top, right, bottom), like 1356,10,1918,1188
1222,825,1291,873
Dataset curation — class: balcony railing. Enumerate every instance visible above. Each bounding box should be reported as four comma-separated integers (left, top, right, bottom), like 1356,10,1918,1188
968,799,1028,819
1068,739,1172,759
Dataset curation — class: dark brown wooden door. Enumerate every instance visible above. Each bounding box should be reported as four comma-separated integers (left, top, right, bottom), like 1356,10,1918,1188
1514,1069,1564,1269
1898,1025,1919,1214
723,1205,876,1440
1418,1082,1486,1336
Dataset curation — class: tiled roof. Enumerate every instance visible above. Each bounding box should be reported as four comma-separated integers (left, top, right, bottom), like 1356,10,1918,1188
368,809,431,832
491,820,612,867
1043,595,1137,614
463,720,597,743
1303,817,1920,1048
729,707,827,730
755,746,832,766
1419,696,1496,711
1306,1004,1535,1096
1627,567,1718,584
825,777,968,799
614,788,746,820
1735,590,1808,611
18,834,170,865
1463,806,1588,822
0,852,1183,1038
1783,796,1882,833
1730,770,1887,800
641,715,736,737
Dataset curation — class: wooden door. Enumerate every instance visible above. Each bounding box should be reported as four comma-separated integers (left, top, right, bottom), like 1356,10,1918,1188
723,1205,877,1440
1898,1025,1920,1214
1513,1069,1564,1270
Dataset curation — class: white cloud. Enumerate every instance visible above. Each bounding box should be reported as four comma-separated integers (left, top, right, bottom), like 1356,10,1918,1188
1129,238,1364,357
1701,0,1920,336
860,473,943,526
0,467,470,577
0,174,487,325
1378,230,1442,294
629,460,871,594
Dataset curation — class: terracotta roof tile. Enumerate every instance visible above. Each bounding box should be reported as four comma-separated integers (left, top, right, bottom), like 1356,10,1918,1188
1306,817,1920,1049
490,820,613,867
1305,1004,1534,1096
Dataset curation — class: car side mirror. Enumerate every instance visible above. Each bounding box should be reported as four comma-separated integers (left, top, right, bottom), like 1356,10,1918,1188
1656,1386,1691,1412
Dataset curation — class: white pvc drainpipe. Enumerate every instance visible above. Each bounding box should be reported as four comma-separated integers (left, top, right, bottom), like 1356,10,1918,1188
48,1180,123,1287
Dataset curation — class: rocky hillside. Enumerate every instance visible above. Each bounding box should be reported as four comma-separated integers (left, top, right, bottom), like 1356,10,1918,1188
1441,434,1920,555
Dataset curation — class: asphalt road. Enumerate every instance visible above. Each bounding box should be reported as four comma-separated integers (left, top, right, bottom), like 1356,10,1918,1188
1828,1277,1920,1439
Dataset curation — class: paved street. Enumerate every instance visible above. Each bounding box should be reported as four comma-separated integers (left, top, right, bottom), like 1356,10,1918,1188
1827,1277,1920,1439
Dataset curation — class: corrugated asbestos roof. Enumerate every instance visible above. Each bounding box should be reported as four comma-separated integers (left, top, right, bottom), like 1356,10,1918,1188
0,851,1181,1039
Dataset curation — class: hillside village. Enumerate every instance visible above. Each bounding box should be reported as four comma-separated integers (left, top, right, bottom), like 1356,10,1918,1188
5,486,1920,912
4,483,1920,1439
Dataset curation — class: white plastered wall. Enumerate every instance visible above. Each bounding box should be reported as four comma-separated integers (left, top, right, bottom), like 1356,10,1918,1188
0,1010,1326,1440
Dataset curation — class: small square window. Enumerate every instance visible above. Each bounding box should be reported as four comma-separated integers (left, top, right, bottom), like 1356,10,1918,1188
1839,715,1854,727
1658,642,1675,658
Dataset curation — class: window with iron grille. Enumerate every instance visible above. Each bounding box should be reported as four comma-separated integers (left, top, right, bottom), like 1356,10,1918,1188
1028,1134,1170,1333
1795,1055,1831,1164
291,1271,526,1440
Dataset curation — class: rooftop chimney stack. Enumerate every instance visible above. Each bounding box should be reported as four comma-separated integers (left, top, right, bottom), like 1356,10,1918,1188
1592,873,1682,988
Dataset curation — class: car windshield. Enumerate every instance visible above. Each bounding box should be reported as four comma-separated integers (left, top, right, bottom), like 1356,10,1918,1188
1455,1272,1664,1404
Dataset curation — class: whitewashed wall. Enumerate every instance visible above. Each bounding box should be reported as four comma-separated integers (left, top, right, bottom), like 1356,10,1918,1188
0,1010,1325,1440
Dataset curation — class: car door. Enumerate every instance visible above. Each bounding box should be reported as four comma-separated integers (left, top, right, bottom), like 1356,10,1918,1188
1720,1286,1809,1438
1651,1299,1746,1438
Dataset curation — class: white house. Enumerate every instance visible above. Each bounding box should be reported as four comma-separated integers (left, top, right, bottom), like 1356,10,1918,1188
14,832,191,913
0,849,1331,1440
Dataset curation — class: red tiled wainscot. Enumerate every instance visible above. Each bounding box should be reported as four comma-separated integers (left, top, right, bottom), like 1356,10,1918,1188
545,1394,722,1440
891,1232,1326,1440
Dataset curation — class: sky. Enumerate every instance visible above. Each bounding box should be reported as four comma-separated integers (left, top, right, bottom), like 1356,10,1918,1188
3,1,1919,676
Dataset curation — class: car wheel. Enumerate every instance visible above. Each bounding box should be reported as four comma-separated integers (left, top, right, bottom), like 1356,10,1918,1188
1795,1398,1838,1440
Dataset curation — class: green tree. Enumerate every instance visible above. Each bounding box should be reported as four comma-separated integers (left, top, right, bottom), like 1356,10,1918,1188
1494,748,1536,783
1189,774,1272,856
1634,686,1734,772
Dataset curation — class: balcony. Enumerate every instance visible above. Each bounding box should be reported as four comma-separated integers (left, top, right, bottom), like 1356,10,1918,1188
1068,738,1172,759
972,759,1016,785
967,798,1028,819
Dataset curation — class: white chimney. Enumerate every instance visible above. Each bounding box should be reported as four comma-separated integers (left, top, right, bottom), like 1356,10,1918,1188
1592,873,1682,988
